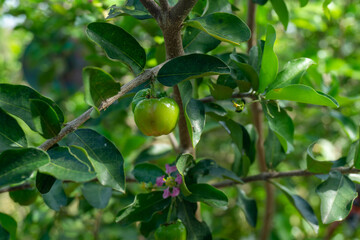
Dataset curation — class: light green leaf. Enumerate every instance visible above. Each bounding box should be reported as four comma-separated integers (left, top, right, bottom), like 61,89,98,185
134,143,172,164
185,13,250,45
86,22,146,75
270,0,289,29
185,99,205,148
266,84,339,108
106,1,152,20
316,171,357,224
0,148,49,188
0,84,64,133
157,54,230,87
0,108,27,151
66,129,125,192
39,147,96,182
30,99,61,139
82,182,112,209
306,141,334,173
267,58,315,90
176,154,194,196
0,213,17,240
258,25,278,93
323,0,332,19
184,183,228,207
83,67,121,111
330,111,357,141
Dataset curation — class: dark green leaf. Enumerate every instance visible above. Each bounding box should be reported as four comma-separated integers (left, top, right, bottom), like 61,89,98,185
176,154,194,197
204,0,232,15
306,141,334,173
270,0,289,29
0,107,27,151
219,119,243,153
330,111,357,141
267,58,315,90
266,84,339,108
29,99,61,139
134,143,172,164
176,199,212,240
352,138,360,169
185,13,250,45
252,0,268,5
262,102,294,153
83,67,121,111
42,180,67,211
0,84,64,133
157,54,230,87
66,129,125,192
185,99,205,148
82,182,112,209
204,102,227,117
184,184,228,207
0,213,16,240
316,171,358,224
183,27,221,54
36,172,56,194
265,129,286,169
39,146,96,182
140,207,169,237
299,0,309,7
86,22,146,75
258,25,278,93
232,145,251,177
132,163,165,184
0,224,9,240
116,191,171,224
106,2,152,20
209,82,233,100
187,159,243,184
237,189,257,227
0,148,49,188
230,58,259,91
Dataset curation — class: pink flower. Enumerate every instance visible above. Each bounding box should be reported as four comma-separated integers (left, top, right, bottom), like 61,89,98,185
157,164,182,199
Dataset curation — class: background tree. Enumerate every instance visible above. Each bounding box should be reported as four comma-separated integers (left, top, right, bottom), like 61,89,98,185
0,0,360,239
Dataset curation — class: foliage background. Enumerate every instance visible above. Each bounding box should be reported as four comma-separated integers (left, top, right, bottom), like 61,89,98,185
0,0,360,239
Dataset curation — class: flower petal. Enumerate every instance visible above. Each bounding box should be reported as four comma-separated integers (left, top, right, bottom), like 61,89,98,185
175,174,182,185
171,187,180,197
156,175,165,187
163,187,171,199
165,164,177,174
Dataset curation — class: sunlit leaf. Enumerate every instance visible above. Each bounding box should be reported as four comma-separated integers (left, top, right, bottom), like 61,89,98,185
0,107,27,151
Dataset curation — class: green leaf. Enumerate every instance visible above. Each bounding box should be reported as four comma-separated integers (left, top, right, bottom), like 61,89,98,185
176,199,212,240
83,67,121,111
0,148,49,188
219,119,243,153
352,139,360,169
252,0,268,5
316,171,358,224
265,129,286,169
157,54,230,87
0,213,17,240
185,99,205,148
39,147,96,182
82,182,112,209
258,25,278,93
209,82,234,100
203,0,232,15
36,172,56,194
267,58,315,90
204,102,227,118
187,159,243,184
185,13,250,45
0,84,64,133
299,0,309,7
270,0,289,30
176,154,194,196
0,224,9,240
42,180,67,211
230,59,259,91
272,182,319,233
266,84,339,108
262,102,294,153
134,143,172,164
86,22,146,75
306,141,334,173
183,27,221,54
184,183,228,207
330,111,358,141
66,129,125,192
0,107,27,151
323,0,332,19
29,99,61,139
237,189,257,228
132,163,165,184
107,2,152,20
116,191,171,224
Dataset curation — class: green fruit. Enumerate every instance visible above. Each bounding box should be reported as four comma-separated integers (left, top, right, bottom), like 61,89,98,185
134,97,179,136
154,220,187,240
9,188,38,206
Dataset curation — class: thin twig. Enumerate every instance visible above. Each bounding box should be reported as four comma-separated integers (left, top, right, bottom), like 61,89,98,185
39,64,165,151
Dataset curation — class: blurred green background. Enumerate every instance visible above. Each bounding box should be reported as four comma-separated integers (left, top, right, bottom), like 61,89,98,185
0,0,360,239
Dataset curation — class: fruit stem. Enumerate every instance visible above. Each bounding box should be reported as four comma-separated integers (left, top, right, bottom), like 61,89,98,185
166,197,176,223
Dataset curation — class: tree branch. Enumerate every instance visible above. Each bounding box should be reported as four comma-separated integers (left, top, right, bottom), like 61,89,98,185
139,0,161,19
159,0,170,11
170,0,198,24
39,64,165,151
212,167,360,188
